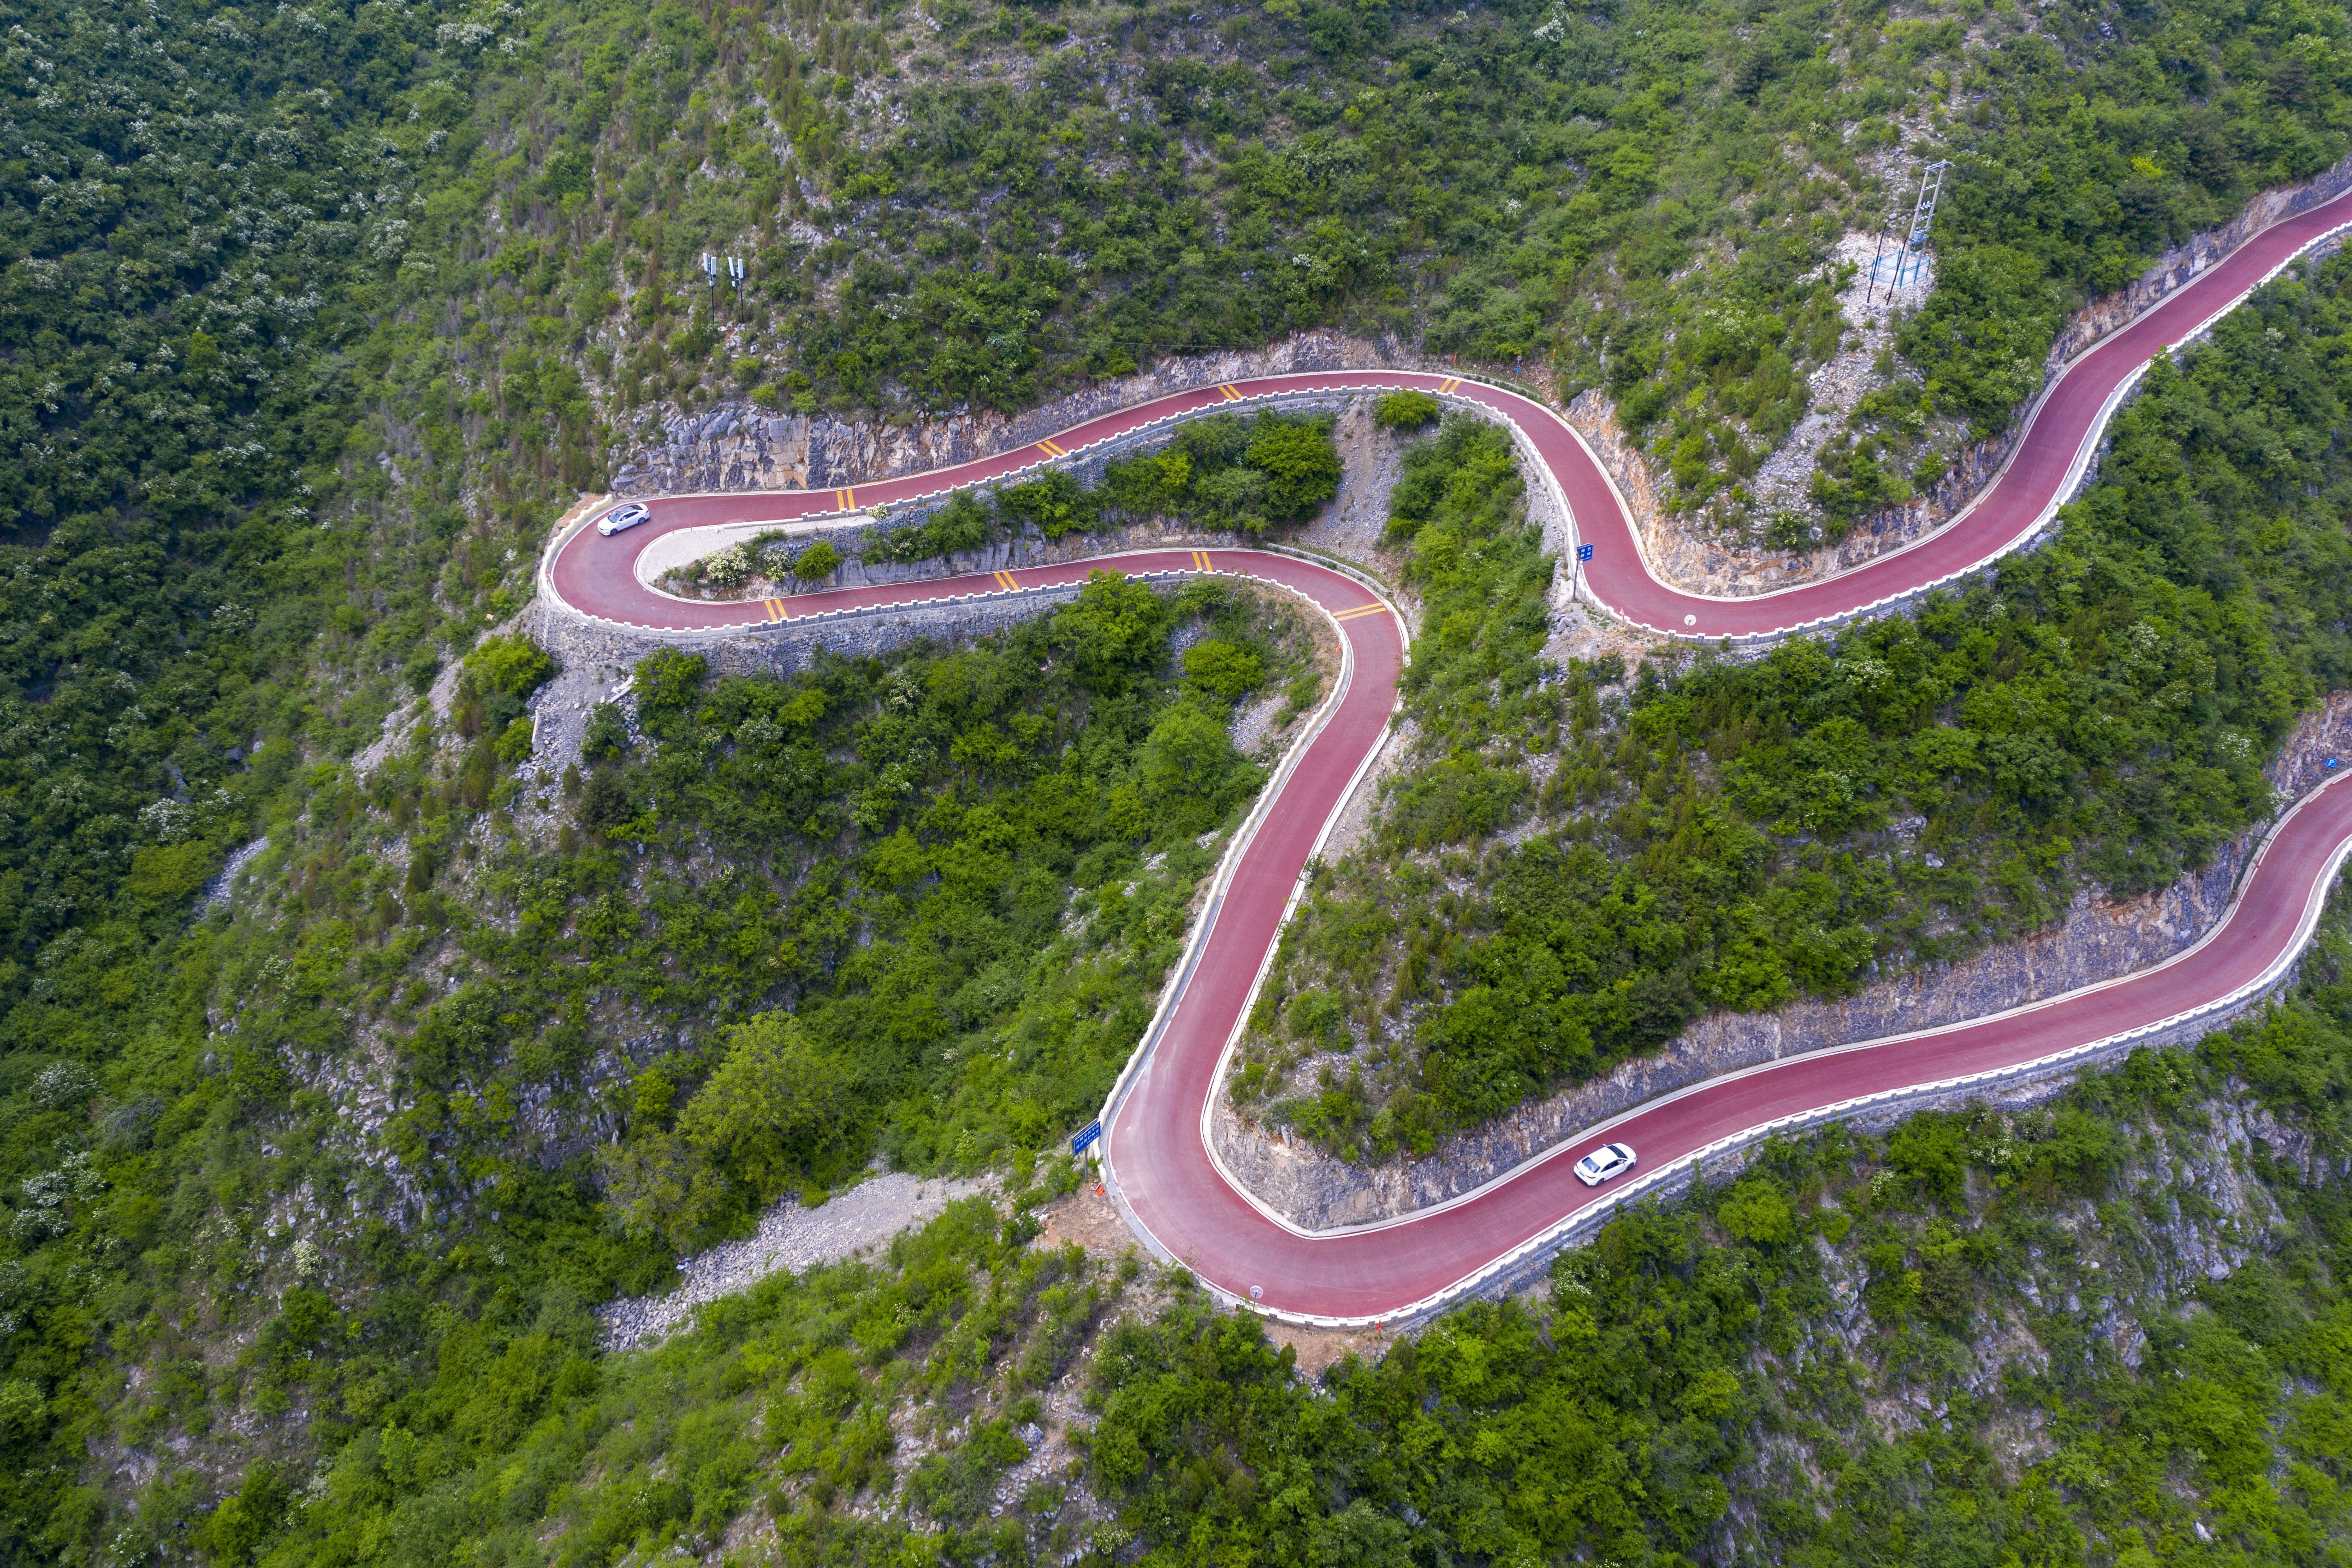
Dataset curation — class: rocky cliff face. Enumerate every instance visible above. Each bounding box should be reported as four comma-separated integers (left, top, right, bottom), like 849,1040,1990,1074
1744,1081,2350,1511
1212,693,2352,1232
607,330,1405,498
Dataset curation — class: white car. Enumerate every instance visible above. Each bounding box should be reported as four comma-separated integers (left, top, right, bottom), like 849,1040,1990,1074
1573,1142,1637,1186
597,502,651,536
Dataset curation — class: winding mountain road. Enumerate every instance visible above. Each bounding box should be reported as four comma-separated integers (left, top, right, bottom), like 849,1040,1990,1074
541,181,2352,1325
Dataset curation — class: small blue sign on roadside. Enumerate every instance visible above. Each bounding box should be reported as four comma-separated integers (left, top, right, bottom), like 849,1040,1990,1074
2328,758,2341,770
1576,544,1594,561
1071,1119,1103,1157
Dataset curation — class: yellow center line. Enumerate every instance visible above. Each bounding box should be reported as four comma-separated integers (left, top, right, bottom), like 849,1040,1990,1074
1038,437,1067,457
1193,549,1211,570
1334,603,1388,621
1218,384,1239,401
996,570,1018,590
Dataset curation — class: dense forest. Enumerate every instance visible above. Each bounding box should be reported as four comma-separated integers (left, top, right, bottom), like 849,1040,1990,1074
2,0,2352,1561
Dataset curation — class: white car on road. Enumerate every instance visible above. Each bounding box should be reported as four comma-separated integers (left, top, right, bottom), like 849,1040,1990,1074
597,502,651,536
1573,1142,1637,1186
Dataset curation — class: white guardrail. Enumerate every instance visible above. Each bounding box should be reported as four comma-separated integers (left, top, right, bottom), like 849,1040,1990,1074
1086,557,1404,1200
535,180,2352,1328
1208,770,2352,1332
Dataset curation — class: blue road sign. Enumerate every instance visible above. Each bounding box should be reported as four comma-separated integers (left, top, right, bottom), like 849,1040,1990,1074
1071,1119,1103,1156
1576,544,1594,561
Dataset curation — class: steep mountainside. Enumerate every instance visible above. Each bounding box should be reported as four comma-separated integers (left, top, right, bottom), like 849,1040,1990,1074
2,0,2352,1563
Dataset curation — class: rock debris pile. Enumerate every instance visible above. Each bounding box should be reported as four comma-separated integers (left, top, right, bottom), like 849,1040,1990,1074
601,1171,997,1351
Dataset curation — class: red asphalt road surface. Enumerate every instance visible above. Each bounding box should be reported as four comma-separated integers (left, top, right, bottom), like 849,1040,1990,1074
541,181,2352,1322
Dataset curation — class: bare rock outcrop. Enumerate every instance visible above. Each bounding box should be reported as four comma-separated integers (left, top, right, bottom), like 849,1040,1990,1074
608,330,1407,498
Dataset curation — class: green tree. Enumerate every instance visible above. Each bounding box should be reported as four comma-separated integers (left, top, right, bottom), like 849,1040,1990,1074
603,1013,856,1246
1182,641,1266,703
632,648,710,740
1137,698,1256,836
1247,416,1343,522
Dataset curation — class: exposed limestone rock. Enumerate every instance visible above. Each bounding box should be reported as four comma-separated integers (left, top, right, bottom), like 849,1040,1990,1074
607,329,1405,498
1606,149,2352,599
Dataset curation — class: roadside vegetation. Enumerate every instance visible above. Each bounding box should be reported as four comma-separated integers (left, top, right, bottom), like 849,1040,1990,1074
158,909,2352,1568
1238,253,2352,1158
663,407,1344,594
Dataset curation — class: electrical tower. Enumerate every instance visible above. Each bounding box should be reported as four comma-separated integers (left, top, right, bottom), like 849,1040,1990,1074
1864,159,1952,304
1894,160,1950,291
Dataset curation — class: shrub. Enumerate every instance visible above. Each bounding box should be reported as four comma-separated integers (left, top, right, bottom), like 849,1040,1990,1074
994,469,1099,539
1099,411,1339,533
581,702,630,762
792,539,842,580
1374,390,1442,428
1181,640,1266,702
700,541,757,589
494,717,534,764
631,647,708,740
1247,415,1343,522
864,490,993,565
461,635,555,699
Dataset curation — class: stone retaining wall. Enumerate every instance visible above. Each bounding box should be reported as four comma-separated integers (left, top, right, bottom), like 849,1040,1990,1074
531,580,1095,686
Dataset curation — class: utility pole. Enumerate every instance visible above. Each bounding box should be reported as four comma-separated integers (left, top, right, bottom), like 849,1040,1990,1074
1864,219,1892,307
